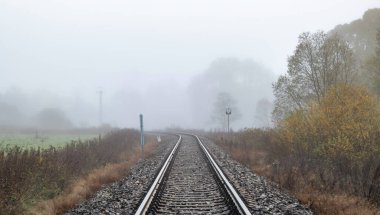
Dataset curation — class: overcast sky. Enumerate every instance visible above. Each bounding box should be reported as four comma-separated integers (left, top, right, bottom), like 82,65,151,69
1,0,379,129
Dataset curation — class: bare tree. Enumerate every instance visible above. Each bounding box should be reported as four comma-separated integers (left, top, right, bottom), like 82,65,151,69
273,31,357,121
254,98,273,128
188,57,275,129
211,92,242,130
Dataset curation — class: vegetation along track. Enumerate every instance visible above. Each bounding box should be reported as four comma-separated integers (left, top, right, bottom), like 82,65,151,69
135,134,251,215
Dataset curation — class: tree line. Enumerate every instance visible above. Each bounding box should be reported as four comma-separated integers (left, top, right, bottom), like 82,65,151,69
271,23,380,203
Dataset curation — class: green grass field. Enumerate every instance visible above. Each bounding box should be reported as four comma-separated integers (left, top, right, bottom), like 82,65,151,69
0,133,99,150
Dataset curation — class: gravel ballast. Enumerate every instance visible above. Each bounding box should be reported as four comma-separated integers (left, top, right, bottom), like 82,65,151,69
67,134,312,215
200,136,313,215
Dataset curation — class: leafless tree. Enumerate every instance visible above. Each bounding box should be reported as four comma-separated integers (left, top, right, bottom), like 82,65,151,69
211,92,242,130
273,31,357,121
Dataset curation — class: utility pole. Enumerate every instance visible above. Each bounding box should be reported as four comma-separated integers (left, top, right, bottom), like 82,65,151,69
98,89,103,126
140,114,144,160
226,107,231,133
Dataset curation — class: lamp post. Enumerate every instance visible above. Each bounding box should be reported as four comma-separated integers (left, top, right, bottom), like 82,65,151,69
226,107,231,132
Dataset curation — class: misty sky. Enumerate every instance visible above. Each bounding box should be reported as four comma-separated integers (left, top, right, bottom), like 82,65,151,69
1,0,380,129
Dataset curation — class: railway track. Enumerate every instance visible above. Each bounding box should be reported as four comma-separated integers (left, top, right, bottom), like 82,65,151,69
135,134,251,215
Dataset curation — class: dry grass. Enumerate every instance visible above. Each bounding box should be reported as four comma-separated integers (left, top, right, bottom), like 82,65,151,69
32,138,157,215
210,132,380,215
296,190,380,215
1,129,144,214
239,150,380,214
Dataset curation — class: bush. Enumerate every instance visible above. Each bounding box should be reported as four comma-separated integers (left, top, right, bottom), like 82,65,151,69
280,85,380,160
279,85,380,197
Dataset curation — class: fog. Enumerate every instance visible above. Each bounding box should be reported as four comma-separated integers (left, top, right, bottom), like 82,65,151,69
1,0,379,130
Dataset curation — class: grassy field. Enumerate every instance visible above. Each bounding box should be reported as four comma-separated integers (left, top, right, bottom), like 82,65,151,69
0,133,99,149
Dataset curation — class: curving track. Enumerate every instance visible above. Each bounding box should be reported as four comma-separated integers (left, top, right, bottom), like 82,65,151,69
135,134,251,215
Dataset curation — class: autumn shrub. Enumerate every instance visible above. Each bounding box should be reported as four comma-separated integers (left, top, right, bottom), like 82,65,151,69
0,129,140,215
281,85,380,158
278,85,380,197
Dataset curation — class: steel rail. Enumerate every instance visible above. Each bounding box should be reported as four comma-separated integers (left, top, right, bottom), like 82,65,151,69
134,135,182,215
195,135,252,215
135,133,252,215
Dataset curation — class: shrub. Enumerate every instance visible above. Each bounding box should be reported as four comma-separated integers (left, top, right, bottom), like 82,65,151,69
278,85,380,196
280,84,380,161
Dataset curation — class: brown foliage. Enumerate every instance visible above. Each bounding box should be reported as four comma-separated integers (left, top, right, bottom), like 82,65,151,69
278,85,380,197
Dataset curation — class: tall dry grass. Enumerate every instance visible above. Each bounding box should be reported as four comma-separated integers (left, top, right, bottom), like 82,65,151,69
208,129,380,215
0,129,147,215
34,138,157,215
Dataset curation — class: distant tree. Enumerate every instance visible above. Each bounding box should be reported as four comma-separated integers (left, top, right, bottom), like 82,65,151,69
331,8,380,61
331,9,380,88
35,108,73,129
188,57,275,128
211,92,241,130
254,98,273,128
367,29,380,95
273,31,357,121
